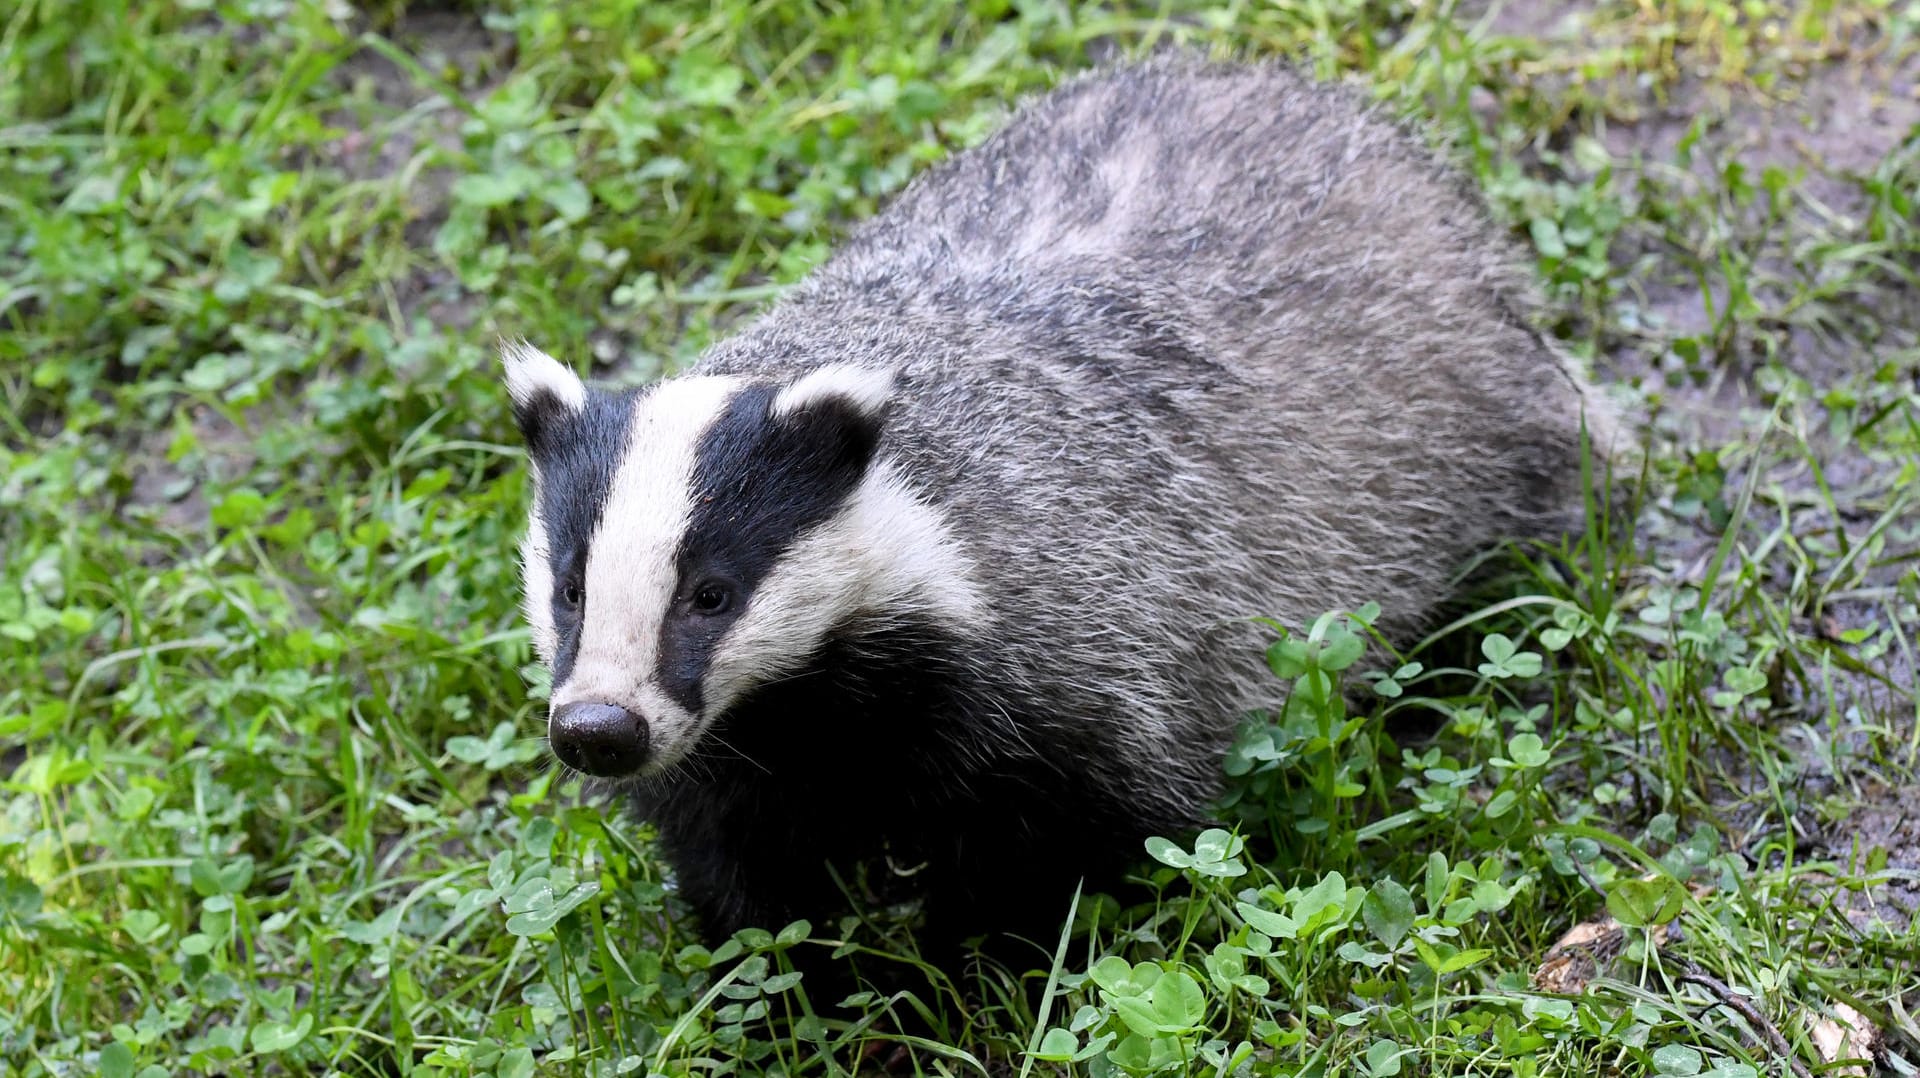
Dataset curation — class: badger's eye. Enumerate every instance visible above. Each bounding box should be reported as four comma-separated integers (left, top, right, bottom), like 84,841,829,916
689,581,731,616
561,581,583,609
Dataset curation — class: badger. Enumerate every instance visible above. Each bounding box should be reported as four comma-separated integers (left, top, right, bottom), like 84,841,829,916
504,58,1612,959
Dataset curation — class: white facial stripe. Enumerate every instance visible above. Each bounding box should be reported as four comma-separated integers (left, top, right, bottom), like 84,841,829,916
502,340,587,413
551,375,743,760
701,461,988,718
521,476,559,663
772,364,894,419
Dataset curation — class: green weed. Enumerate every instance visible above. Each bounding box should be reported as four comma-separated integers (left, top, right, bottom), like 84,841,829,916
4,1,1917,1076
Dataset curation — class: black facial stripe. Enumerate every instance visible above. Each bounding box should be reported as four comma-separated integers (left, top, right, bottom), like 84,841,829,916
654,383,884,714
532,388,638,688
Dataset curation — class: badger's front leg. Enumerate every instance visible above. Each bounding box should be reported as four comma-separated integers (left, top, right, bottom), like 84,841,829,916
642,791,830,943
647,794,901,1016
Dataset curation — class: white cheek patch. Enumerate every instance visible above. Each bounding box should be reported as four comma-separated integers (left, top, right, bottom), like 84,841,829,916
701,461,989,718
549,375,743,764
520,477,559,664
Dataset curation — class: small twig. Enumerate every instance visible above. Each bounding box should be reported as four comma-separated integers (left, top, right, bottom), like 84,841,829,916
1677,962,1813,1078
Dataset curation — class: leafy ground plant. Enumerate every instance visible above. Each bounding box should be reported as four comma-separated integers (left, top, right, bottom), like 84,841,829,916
4,0,1918,1075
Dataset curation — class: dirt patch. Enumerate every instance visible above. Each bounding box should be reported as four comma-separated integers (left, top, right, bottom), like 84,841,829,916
1599,78,1919,388
325,10,505,349
123,407,257,534
1832,776,1920,892
327,8,512,236
1811,773,1920,930
1590,45,1920,224
1493,6,1920,909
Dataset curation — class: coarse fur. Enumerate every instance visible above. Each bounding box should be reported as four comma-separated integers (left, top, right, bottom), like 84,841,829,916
505,57,1616,963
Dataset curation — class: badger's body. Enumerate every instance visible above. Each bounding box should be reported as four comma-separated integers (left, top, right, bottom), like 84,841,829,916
506,59,1611,954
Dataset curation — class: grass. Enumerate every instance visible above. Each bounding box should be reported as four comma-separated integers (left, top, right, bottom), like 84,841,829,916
3,0,1919,1075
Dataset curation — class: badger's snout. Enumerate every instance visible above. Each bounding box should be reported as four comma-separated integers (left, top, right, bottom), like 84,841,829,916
549,702,650,777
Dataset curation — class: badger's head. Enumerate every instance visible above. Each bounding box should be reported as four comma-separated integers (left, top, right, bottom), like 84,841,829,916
503,342,985,780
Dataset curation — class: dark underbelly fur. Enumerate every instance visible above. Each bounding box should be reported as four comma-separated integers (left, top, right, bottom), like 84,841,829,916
632,619,1159,986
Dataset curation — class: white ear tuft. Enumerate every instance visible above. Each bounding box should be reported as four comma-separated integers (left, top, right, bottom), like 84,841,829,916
772,364,896,420
501,340,588,415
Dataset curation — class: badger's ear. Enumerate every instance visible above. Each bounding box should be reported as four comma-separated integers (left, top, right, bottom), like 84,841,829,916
773,364,895,419
770,364,896,469
501,341,587,455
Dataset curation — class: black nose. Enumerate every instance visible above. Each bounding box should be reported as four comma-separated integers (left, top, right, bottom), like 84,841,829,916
548,702,650,777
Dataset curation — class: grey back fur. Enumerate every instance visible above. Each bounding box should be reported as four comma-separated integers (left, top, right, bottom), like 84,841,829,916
687,56,1610,837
